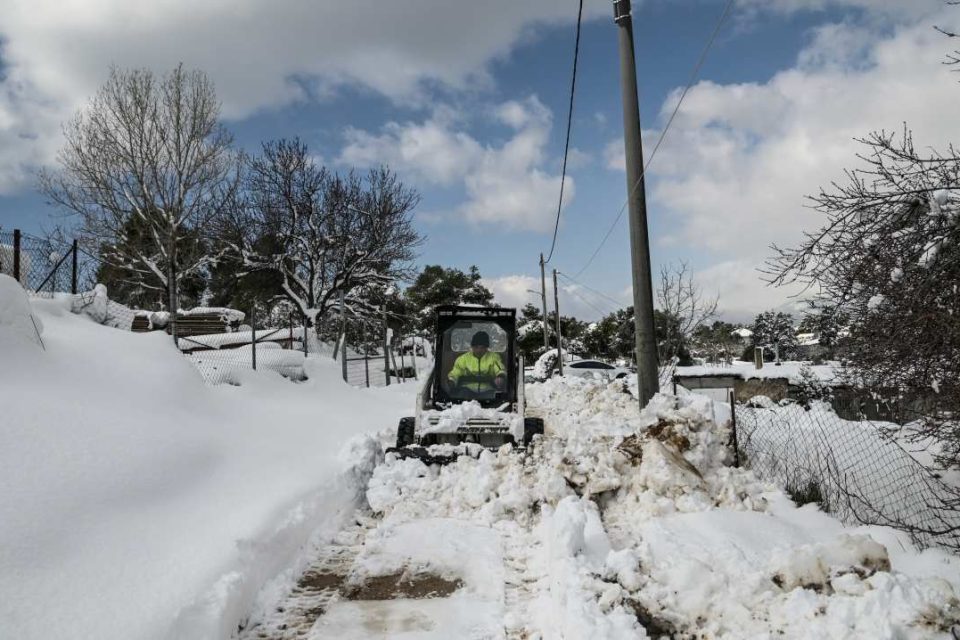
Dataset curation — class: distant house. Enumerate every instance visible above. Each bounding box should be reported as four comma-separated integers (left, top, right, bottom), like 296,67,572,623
796,332,829,360
731,327,753,342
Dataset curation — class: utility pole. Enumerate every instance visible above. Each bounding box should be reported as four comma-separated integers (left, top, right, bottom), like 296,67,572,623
539,253,550,350
614,0,659,406
553,268,563,376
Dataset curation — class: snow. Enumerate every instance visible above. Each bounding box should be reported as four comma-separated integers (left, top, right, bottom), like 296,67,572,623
0,274,43,347
677,359,839,384
178,326,306,351
6,273,960,639
359,375,960,638
420,400,524,441
178,306,246,323
0,292,416,640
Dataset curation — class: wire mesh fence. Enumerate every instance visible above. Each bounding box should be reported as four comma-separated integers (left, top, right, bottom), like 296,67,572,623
334,315,422,389
0,228,85,296
734,399,960,552
180,312,310,386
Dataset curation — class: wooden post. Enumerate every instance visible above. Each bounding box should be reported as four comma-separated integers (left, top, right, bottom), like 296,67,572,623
71,240,78,294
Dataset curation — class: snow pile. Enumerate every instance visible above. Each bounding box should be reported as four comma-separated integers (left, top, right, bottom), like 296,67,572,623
364,375,960,638
421,400,523,441
532,347,559,379
0,274,43,347
71,284,137,330
0,301,416,640
178,306,246,324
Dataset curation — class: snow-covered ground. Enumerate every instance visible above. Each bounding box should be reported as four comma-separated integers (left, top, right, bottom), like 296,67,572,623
242,374,960,639
5,273,960,639
677,360,838,384
0,276,417,640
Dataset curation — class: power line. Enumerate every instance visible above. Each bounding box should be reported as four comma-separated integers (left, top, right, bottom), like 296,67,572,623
570,0,735,279
543,0,584,266
562,283,616,318
558,271,626,309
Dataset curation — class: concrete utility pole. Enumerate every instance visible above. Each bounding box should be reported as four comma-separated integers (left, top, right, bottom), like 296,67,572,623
614,0,659,406
553,268,563,376
539,253,550,350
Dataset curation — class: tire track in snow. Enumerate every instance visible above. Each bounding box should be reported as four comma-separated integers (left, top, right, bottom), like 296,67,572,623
238,512,380,639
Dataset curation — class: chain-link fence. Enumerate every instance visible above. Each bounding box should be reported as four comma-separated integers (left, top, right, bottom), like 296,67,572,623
734,399,960,552
181,311,310,386
0,228,86,296
336,318,422,389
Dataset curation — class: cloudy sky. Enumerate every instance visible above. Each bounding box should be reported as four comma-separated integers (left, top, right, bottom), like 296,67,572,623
0,0,957,321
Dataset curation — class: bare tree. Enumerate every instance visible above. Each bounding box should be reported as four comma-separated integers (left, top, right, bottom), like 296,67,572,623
935,2,960,70
656,261,718,375
224,139,422,328
40,64,237,339
768,128,960,464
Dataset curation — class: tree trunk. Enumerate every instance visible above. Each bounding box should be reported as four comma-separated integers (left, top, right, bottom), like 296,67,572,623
168,241,178,345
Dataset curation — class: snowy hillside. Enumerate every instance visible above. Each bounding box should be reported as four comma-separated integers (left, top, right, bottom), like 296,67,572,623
0,277,416,640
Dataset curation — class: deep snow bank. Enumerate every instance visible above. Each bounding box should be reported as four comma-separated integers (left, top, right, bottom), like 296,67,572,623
0,290,415,640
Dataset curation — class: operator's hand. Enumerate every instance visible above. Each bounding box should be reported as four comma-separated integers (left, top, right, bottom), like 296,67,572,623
494,374,505,389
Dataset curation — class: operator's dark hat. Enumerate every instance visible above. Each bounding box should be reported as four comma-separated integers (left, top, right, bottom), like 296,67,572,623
471,331,490,347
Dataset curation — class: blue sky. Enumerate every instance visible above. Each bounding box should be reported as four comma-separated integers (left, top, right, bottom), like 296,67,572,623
0,0,956,321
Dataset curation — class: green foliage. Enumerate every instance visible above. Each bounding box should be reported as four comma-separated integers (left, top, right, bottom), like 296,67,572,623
750,310,799,360
95,211,207,310
786,479,828,511
794,363,834,410
403,264,495,334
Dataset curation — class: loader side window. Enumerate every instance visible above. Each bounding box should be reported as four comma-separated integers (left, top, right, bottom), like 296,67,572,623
440,320,510,401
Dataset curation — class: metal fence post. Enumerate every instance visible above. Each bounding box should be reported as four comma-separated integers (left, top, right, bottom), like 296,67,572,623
51,251,58,295
303,312,310,358
729,389,740,468
341,312,348,383
363,323,370,388
383,305,391,386
71,240,78,294
251,307,257,371
13,229,21,283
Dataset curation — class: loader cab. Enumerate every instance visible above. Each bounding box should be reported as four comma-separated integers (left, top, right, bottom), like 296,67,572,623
434,306,518,408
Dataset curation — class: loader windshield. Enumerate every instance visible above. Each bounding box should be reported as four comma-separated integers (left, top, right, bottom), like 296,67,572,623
441,321,509,401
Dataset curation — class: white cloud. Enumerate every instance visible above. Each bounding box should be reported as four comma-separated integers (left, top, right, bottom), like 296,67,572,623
340,96,574,232
483,273,629,322
0,0,606,193
598,7,959,318
603,138,626,171
695,259,810,323
621,6,960,319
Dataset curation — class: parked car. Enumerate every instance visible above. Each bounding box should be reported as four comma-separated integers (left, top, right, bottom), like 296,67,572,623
561,359,631,380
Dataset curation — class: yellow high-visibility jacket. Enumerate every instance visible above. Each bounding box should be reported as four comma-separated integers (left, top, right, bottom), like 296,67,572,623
448,351,506,392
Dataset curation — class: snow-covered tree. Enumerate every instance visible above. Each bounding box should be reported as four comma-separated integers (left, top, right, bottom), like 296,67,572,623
224,139,422,329
40,65,238,338
750,310,799,361
768,128,960,463
403,264,494,335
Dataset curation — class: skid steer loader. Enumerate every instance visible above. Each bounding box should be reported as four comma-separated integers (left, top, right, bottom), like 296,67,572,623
388,305,544,462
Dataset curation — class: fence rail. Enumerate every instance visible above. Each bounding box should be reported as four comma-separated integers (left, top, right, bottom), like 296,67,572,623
733,397,960,552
